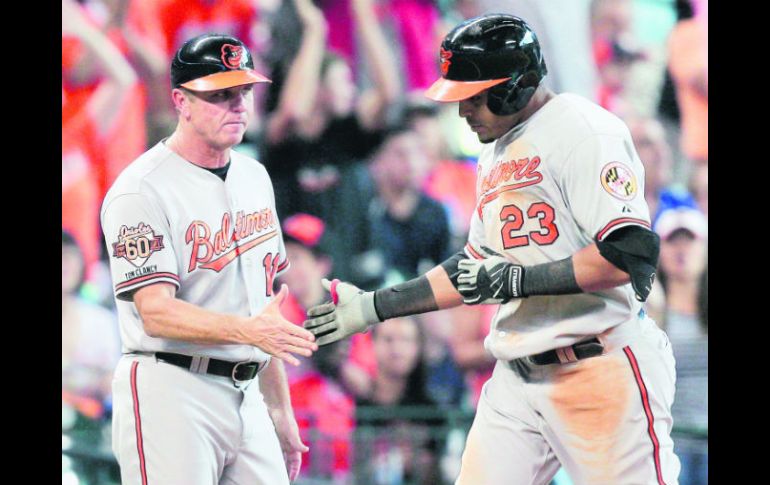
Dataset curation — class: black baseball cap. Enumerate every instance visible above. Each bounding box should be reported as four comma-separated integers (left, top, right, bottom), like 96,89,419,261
171,34,271,92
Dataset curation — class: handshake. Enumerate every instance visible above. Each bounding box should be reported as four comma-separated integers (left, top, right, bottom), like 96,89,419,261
303,247,524,346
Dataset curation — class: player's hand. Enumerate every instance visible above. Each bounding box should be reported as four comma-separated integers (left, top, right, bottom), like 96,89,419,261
250,284,318,366
268,408,308,482
303,278,381,345
456,246,524,304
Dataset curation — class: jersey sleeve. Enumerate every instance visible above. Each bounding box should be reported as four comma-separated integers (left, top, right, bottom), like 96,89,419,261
275,227,290,277
464,201,489,260
265,168,290,277
559,133,651,242
462,150,492,260
101,192,181,301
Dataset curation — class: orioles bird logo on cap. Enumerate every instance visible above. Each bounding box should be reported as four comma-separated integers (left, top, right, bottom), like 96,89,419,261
440,48,453,76
221,44,244,69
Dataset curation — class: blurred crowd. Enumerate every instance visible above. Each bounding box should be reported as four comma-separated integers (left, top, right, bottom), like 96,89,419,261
62,0,707,483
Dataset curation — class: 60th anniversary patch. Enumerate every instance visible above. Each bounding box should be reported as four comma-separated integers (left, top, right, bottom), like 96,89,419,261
112,223,165,268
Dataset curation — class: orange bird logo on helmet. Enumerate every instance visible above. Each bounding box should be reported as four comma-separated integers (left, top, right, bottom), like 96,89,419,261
440,48,453,76
221,44,244,69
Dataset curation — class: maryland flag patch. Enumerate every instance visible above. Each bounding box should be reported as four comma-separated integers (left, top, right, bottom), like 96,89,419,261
601,162,638,200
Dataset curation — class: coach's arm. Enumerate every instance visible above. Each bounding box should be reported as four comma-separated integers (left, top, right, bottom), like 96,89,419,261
133,283,317,366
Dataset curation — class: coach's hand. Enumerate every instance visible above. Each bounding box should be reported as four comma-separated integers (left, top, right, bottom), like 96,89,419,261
268,408,308,482
252,284,318,366
457,246,524,304
303,278,381,345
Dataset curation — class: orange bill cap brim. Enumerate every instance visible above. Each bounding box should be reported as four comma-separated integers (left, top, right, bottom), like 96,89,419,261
425,77,511,102
180,69,271,92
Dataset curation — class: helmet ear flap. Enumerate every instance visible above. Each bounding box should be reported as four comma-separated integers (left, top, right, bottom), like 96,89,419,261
486,79,536,116
485,80,514,116
485,70,542,116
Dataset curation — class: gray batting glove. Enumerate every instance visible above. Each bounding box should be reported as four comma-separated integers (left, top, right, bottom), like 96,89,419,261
303,278,382,346
456,246,524,304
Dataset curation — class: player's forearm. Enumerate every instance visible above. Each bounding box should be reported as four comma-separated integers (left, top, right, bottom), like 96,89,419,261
135,288,249,345
373,266,463,321
572,243,630,292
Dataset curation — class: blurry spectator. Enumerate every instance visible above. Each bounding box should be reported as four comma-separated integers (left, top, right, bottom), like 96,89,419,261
289,340,357,483
653,201,708,485
626,116,674,219
62,230,121,425
470,0,598,100
688,163,707,217
405,99,478,253
386,0,443,92
363,126,451,286
591,0,632,46
667,0,708,165
591,0,648,114
263,0,398,284
314,0,440,93
418,311,468,408
62,0,137,276
447,304,497,407
77,0,164,195
594,37,647,114
355,317,441,485
278,213,375,396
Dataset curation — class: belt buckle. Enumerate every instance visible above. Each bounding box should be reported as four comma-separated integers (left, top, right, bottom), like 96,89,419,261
231,361,251,384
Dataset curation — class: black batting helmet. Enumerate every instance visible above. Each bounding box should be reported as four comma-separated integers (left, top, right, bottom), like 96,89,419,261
425,14,547,116
171,34,271,92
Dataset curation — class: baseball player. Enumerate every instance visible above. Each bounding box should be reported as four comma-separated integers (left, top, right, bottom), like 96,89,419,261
304,14,680,485
101,34,318,484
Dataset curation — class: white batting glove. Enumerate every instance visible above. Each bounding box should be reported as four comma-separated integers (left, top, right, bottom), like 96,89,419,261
456,246,524,304
303,278,381,346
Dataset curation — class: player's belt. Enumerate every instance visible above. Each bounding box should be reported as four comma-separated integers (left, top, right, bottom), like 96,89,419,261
155,352,263,382
526,337,604,365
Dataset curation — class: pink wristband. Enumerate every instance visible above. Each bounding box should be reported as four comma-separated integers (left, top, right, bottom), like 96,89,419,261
330,279,340,305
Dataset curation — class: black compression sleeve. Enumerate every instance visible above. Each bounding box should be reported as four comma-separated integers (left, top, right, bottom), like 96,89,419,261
439,250,467,290
373,276,439,321
520,257,582,297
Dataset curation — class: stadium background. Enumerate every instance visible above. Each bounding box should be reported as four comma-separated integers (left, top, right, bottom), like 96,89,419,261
62,0,708,483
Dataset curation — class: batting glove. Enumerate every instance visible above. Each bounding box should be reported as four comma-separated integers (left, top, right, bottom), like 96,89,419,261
456,246,524,305
303,278,382,346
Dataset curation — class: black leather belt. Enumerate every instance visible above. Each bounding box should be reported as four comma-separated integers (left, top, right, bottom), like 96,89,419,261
527,337,604,365
155,352,262,382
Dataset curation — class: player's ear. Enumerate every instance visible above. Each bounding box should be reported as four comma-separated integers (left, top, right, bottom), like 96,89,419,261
171,87,192,118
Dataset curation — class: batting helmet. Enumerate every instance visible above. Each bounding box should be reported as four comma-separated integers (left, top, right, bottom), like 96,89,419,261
171,34,271,92
425,14,547,116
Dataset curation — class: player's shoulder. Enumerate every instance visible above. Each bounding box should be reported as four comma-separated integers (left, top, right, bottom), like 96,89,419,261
552,93,629,138
230,146,272,179
102,142,176,210
532,93,631,159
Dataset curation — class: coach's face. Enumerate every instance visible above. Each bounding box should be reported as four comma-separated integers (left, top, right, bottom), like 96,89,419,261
458,90,517,144
178,84,254,149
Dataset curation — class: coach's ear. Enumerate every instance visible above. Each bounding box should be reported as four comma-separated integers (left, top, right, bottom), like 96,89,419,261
171,87,192,119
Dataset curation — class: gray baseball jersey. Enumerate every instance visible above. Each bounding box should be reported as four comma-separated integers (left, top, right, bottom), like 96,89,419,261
456,94,680,485
465,93,652,361
102,141,291,485
101,141,289,362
